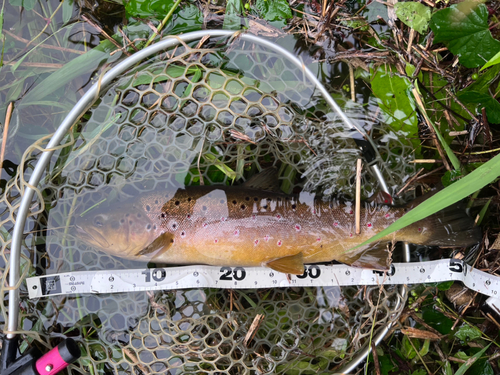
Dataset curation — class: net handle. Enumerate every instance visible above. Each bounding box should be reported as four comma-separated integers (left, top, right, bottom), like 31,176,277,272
7,30,391,372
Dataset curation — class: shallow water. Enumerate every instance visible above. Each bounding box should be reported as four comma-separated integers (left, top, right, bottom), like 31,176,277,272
0,2,413,374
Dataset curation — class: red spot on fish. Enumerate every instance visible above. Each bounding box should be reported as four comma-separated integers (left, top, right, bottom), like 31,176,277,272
349,210,353,214
316,237,321,242
418,227,422,232
202,223,208,228
313,209,316,214
264,235,270,242
367,222,372,228
214,239,218,243
277,240,282,246
254,239,259,245
276,214,281,220
385,213,390,218
333,221,339,227
234,229,240,236
187,214,191,219
252,214,257,220
295,224,301,231
349,233,353,237
221,217,227,222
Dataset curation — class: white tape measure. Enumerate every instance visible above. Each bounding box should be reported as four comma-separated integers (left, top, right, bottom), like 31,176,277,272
26,258,500,301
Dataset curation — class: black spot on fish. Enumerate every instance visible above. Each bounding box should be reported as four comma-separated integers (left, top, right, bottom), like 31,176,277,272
232,200,237,205
170,239,174,243
161,213,166,218
125,213,130,217
153,225,157,230
220,199,225,204
188,197,192,202
137,213,142,218
263,205,268,209
175,201,180,206
254,197,258,201
155,199,159,204
292,204,297,209
146,224,152,230
172,223,177,229
240,204,246,210
202,206,207,211
245,197,250,201
146,205,151,212
120,219,125,224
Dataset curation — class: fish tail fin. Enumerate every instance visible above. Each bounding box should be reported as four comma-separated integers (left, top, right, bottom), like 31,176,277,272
401,203,481,247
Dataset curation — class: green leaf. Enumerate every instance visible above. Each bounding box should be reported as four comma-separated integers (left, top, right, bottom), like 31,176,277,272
402,335,418,360
21,40,118,106
125,0,175,18
349,151,500,252
463,64,500,94
394,2,431,34
365,1,388,23
437,280,454,291
9,0,36,11
455,344,491,375
62,0,74,25
458,91,500,124
379,355,397,375
454,324,483,343
223,0,243,30
411,370,427,375
422,306,454,334
370,66,420,154
255,0,292,22
481,50,500,71
430,2,500,68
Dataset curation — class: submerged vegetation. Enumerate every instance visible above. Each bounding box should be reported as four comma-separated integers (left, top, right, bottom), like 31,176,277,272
1,0,500,374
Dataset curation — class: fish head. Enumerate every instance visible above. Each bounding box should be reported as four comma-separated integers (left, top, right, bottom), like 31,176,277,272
75,204,157,258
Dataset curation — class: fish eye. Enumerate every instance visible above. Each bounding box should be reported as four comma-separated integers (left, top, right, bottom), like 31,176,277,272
94,216,104,227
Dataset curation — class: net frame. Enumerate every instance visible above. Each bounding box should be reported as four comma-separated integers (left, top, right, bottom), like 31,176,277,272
5,29,408,373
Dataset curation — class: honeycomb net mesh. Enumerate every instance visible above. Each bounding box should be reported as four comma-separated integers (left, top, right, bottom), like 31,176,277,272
0,36,414,374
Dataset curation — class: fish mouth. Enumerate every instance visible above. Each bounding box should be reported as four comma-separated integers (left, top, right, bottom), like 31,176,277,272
75,225,110,249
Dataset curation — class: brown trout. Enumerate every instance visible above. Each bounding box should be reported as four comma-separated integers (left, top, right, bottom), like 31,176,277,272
75,170,480,274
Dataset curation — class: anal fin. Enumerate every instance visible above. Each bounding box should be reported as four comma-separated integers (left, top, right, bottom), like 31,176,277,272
136,232,174,257
266,252,305,275
336,242,391,270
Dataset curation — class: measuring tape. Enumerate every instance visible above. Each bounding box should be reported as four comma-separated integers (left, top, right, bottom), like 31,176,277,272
26,258,500,302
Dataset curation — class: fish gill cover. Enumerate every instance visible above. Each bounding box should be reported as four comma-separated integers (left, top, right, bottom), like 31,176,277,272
1,35,417,374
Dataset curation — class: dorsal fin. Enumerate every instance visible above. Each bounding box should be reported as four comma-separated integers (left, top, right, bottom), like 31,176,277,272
242,167,281,192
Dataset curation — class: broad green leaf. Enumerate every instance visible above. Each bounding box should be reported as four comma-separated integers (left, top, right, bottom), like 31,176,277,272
458,91,500,124
402,335,418,360
365,1,388,23
379,355,397,375
125,0,175,18
371,66,420,155
455,324,483,343
9,0,36,11
455,344,491,375
350,152,500,251
430,2,500,68
437,280,454,291
481,50,500,71
394,2,431,34
422,306,454,334
223,0,243,30
444,361,453,375
255,0,292,22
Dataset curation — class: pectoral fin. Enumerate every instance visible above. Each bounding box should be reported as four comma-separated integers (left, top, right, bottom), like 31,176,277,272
136,232,174,257
336,242,391,270
266,252,305,275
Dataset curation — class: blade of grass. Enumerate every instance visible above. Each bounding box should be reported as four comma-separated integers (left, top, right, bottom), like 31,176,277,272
454,344,491,375
412,86,461,170
349,152,500,251
475,197,491,226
